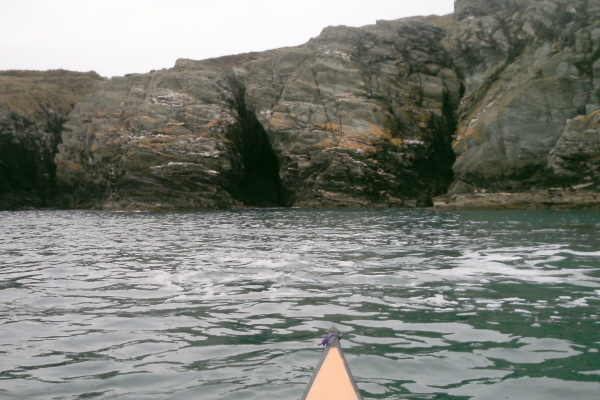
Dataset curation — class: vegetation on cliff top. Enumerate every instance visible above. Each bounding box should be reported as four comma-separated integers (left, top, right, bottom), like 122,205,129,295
0,69,103,117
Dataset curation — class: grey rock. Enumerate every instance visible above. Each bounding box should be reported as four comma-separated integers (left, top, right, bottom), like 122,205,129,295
434,188,600,210
548,111,600,185
55,61,249,210
447,0,600,197
54,19,462,210
3,0,600,210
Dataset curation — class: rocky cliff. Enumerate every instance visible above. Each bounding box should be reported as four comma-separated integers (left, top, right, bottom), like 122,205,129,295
55,18,461,210
0,70,102,209
2,0,600,210
437,0,600,208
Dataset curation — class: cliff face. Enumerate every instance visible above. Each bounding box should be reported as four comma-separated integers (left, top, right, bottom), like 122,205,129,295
0,70,102,209
235,20,462,208
2,0,600,210
55,63,247,210
55,19,461,210
445,0,600,197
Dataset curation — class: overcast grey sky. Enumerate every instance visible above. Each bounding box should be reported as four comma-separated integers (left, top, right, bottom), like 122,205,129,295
1,0,455,77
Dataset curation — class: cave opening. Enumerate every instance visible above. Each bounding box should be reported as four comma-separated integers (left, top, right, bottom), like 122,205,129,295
228,90,289,208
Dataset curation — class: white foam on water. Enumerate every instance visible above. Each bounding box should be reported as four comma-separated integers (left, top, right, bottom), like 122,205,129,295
265,286,307,300
150,270,184,291
559,297,591,307
247,258,293,269
580,370,600,375
412,294,458,307
502,297,527,303
423,248,600,287
337,260,356,267
562,249,600,257
515,309,532,314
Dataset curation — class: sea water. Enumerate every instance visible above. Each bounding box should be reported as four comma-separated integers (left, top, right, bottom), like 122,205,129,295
0,208,599,399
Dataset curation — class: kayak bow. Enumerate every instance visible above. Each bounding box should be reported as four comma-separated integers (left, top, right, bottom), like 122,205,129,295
301,327,363,400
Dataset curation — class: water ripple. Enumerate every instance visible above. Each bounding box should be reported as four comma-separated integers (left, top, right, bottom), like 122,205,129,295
1,209,599,399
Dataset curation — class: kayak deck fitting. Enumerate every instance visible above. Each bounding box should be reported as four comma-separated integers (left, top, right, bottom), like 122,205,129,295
301,327,363,400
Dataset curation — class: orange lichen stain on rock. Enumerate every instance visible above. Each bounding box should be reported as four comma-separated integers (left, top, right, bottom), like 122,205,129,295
154,134,174,142
339,137,376,153
157,127,175,135
316,119,389,138
270,112,297,130
138,138,167,149
353,121,389,138
453,124,483,151
314,137,340,149
204,120,219,129
463,126,482,140
68,162,82,171
388,137,403,147
314,122,343,133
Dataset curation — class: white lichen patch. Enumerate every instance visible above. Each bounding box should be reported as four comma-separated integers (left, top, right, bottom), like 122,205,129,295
403,139,426,146
151,89,194,107
333,93,364,102
315,46,352,62
468,99,496,127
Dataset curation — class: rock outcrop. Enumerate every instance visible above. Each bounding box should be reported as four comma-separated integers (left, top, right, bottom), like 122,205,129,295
2,0,599,210
444,0,600,196
55,19,462,210
0,70,102,209
549,111,600,184
436,110,600,210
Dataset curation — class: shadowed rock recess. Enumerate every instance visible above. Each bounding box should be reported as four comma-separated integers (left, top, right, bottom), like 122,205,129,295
0,70,102,209
226,82,290,207
2,0,600,210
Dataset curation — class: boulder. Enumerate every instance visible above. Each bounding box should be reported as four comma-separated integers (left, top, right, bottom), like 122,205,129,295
548,111,600,186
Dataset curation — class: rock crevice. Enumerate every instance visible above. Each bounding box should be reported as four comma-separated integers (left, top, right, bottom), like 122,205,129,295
225,80,290,207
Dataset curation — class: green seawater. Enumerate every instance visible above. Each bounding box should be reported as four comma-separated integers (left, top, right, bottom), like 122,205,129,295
0,209,599,399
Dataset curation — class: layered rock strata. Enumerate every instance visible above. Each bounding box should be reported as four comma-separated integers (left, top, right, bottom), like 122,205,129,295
3,0,600,210
55,19,462,210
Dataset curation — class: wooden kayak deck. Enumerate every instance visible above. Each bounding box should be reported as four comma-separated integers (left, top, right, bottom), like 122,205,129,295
301,327,363,400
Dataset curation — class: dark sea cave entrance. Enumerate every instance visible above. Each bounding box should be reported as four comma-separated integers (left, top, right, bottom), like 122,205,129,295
228,94,289,208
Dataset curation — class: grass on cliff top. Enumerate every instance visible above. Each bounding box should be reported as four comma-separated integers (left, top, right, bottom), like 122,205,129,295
0,69,103,117
414,14,455,30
